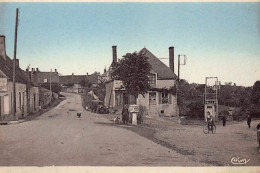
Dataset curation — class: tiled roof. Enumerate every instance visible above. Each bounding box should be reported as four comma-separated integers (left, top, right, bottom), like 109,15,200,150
140,48,177,80
0,55,33,85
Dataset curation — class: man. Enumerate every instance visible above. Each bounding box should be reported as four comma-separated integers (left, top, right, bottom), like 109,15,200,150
207,112,214,130
246,110,251,128
221,115,227,127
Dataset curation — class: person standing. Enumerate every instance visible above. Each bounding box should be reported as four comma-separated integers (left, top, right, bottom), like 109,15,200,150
122,105,129,124
222,115,227,127
246,111,251,128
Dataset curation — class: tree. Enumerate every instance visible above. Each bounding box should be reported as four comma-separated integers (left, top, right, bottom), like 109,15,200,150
251,81,260,105
40,82,62,93
111,51,151,97
79,79,92,88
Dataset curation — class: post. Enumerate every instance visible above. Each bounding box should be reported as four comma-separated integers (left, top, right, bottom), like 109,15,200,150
50,69,52,99
178,54,180,80
13,8,19,120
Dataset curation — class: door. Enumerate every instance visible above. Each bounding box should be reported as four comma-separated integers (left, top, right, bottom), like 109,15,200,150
149,92,157,116
123,93,129,106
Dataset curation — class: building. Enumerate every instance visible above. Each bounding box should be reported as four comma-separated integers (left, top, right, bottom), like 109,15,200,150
0,35,40,121
24,68,59,85
59,72,99,93
104,46,179,117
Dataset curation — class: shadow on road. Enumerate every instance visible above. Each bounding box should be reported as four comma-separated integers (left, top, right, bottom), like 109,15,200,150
94,121,205,162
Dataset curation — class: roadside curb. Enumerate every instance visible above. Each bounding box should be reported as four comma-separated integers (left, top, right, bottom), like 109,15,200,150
0,120,25,125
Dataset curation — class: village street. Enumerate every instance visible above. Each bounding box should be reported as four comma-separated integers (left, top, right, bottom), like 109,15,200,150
0,93,259,166
0,92,205,166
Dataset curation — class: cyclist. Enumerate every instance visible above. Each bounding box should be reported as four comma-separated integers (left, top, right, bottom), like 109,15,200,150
207,112,214,131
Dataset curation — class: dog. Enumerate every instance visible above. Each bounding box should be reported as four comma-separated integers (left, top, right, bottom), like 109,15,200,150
113,117,120,124
77,113,81,118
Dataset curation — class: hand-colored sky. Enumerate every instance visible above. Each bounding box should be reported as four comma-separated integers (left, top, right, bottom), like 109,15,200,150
0,2,259,86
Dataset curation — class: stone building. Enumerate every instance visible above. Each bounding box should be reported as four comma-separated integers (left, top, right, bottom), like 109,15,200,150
0,35,39,121
104,46,179,117
24,68,59,85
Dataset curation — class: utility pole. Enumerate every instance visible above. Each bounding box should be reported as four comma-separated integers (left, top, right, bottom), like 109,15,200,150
50,69,52,99
178,54,187,80
13,8,19,120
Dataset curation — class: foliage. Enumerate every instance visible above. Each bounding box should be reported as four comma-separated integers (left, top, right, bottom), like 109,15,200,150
93,82,106,102
137,105,147,124
251,81,260,105
40,82,62,93
111,51,152,97
79,79,92,88
175,79,259,119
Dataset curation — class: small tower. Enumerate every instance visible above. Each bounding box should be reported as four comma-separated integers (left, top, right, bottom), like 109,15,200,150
204,77,220,121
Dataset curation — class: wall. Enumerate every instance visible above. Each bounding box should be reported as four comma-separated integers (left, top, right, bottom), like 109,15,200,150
156,79,175,88
4,82,28,120
104,80,115,108
29,87,40,113
39,87,52,109
137,91,178,117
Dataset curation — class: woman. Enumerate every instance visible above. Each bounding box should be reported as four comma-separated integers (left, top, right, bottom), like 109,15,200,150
122,105,129,124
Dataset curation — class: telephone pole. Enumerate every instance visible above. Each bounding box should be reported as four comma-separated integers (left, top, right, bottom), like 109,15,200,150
178,54,187,80
13,8,19,120
50,69,52,99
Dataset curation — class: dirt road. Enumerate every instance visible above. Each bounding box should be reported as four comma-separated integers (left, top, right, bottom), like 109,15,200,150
0,93,204,166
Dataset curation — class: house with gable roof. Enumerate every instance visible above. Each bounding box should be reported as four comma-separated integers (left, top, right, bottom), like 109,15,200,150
104,46,179,117
0,35,40,121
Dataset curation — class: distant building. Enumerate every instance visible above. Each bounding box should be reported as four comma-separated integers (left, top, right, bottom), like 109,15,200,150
104,46,179,117
24,68,59,85
59,72,99,93
0,35,40,121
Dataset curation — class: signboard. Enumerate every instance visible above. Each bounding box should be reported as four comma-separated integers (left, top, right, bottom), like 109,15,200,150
128,104,139,113
0,78,7,87
0,78,7,92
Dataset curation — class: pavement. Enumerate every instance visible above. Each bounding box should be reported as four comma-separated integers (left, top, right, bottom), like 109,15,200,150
0,92,206,166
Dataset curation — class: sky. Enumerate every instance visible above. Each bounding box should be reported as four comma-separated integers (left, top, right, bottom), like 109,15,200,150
0,2,259,86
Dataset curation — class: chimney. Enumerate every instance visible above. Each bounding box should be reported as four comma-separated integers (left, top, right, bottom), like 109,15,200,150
31,68,34,72
54,69,57,72
169,46,174,73
0,35,6,60
36,68,39,71
112,46,117,63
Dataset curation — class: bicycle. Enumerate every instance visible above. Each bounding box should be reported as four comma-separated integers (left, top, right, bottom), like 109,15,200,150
203,123,216,134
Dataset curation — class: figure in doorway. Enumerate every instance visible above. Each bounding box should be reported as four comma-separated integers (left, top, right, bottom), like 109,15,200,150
122,105,129,124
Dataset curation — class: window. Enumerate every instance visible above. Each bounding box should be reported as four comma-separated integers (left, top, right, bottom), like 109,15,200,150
44,78,48,83
159,92,172,104
148,74,156,84
149,92,156,104
162,92,168,104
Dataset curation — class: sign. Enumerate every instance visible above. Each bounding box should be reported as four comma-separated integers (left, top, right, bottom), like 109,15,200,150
0,78,7,92
0,78,7,87
128,104,139,113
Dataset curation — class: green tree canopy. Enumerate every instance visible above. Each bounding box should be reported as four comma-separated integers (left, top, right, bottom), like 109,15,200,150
251,81,260,105
111,51,151,97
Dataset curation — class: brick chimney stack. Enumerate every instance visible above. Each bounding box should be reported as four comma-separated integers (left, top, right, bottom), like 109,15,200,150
169,46,174,73
112,46,117,63
0,35,6,60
